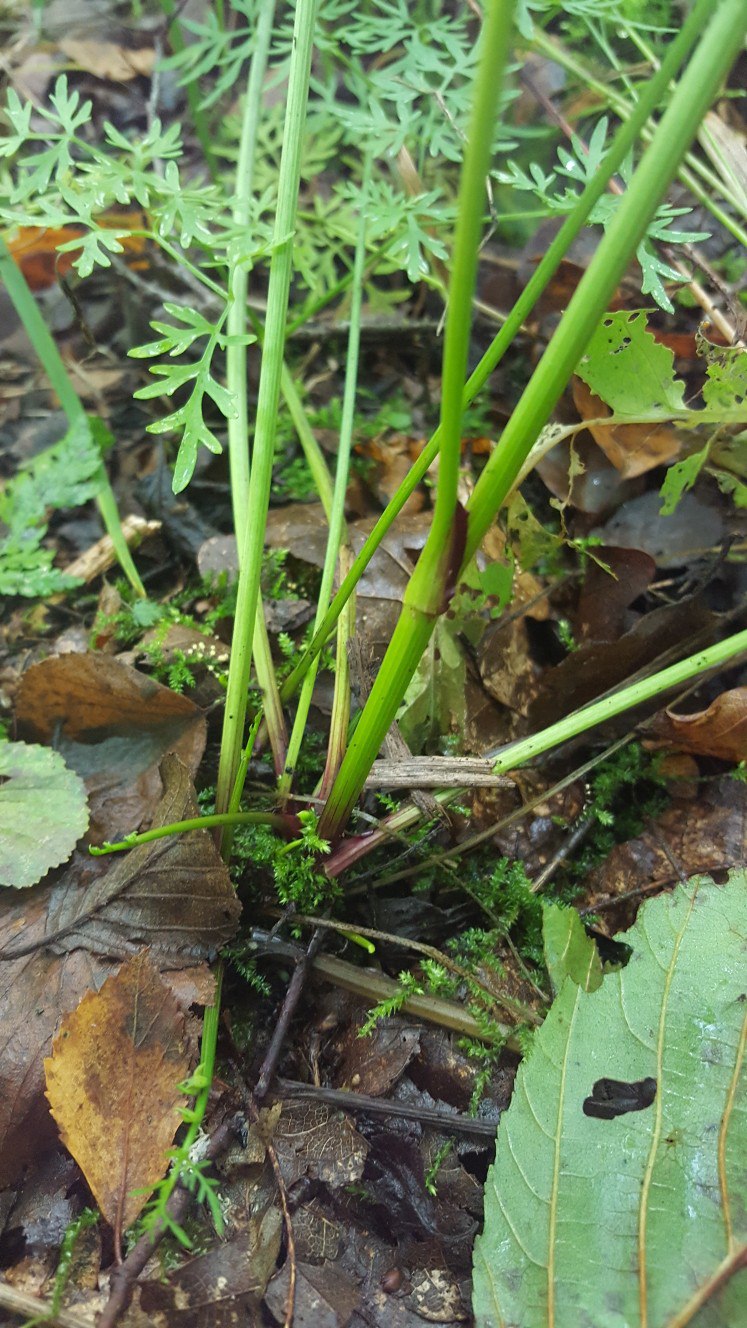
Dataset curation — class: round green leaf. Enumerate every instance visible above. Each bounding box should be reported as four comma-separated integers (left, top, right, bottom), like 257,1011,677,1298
0,741,89,888
474,873,746,1327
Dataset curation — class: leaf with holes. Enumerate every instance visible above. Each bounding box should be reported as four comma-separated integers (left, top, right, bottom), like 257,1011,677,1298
576,311,687,417
0,742,88,888
473,871,747,1328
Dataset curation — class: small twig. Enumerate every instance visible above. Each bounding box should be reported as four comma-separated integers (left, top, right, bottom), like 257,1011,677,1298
275,1078,499,1140
530,812,596,894
251,931,516,1046
254,926,325,1100
364,756,515,789
267,912,544,1026
0,1281,93,1328
96,1111,244,1328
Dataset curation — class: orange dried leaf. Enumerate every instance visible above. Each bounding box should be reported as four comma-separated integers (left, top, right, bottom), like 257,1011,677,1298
59,38,156,82
6,218,148,291
572,376,681,478
650,687,747,762
44,950,190,1232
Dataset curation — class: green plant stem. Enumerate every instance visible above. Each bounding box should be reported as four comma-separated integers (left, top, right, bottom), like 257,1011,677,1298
318,0,517,840
0,236,145,596
226,0,276,534
279,360,334,513
278,0,717,709
224,0,286,774
88,630,747,863
320,0,745,842
425,0,516,574
487,628,747,778
466,2,747,560
88,810,291,854
214,0,318,838
279,156,370,799
320,543,355,800
150,967,223,1219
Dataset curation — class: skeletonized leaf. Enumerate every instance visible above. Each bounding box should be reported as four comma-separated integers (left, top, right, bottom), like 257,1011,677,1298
0,742,88,888
473,872,747,1328
45,949,189,1231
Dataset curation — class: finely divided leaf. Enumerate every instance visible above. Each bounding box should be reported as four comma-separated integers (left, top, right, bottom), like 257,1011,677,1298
0,742,89,887
473,872,747,1328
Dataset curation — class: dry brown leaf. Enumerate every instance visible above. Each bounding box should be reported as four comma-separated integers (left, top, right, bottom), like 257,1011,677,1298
572,376,681,478
648,687,747,762
0,758,233,1186
59,37,156,81
44,950,189,1234
586,776,747,915
0,936,112,1186
16,653,206,842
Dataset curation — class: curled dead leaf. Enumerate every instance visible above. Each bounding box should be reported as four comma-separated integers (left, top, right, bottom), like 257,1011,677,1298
648,687,747,762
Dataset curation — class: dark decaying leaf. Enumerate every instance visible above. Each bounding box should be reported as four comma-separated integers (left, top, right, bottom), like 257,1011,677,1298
573,546,656,643
265,1260,360,1328
124,1225,281,1327
43,754,241,965
528,595,717,729
44,950,190,1232
334,1015,420,1097
15,652,206,843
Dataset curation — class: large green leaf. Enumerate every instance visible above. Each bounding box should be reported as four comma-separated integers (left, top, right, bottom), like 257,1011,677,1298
473,872,746,1328
0,741,89,887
